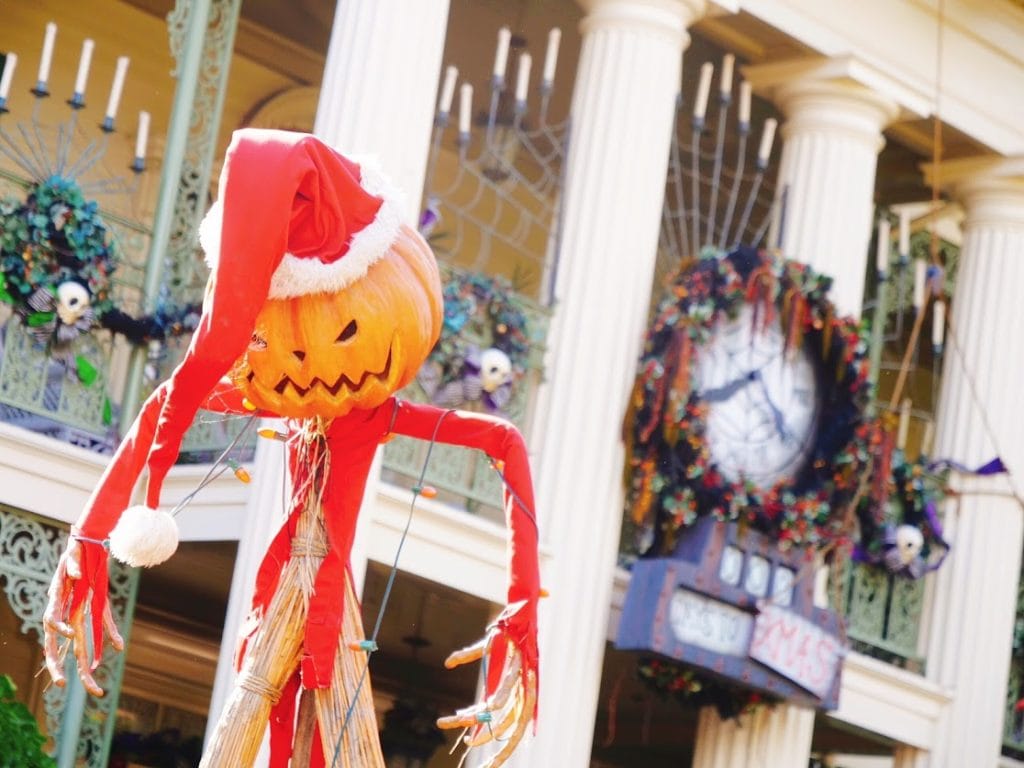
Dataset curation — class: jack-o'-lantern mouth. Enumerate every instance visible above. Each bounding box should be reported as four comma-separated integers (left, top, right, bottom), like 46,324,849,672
248,345,394,398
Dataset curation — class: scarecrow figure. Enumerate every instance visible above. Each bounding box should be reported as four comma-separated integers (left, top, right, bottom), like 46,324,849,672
42,130,540,768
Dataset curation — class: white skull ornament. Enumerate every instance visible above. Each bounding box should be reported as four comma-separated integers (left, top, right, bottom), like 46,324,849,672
479,347,513,393
893,524,925,566
56,282,91,326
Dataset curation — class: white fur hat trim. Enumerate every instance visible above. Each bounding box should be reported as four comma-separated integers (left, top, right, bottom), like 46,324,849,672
198,155,408,300
109,505,179,568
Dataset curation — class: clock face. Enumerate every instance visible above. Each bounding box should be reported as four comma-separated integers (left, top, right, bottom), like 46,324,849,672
695,306,820,489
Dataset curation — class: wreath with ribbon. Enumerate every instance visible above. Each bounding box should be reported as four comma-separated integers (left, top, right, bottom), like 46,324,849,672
854,443,953,579
417,271,531,414
624,247,873,554
0,176,116,353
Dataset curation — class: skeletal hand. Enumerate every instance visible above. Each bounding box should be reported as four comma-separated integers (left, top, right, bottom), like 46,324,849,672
42,538,123,696
437,634,537,768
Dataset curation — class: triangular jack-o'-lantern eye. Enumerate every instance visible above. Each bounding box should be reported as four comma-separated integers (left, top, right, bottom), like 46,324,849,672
337,320,358,342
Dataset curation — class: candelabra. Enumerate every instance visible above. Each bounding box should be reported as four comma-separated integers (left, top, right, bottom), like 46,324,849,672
422,25,568,306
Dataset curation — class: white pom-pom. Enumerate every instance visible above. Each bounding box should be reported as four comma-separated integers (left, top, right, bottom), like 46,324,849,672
109,505,179,567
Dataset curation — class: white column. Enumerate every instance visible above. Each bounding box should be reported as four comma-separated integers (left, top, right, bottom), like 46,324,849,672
314,0,450,212
923,157,1024,768
746,58,901,318
204,425,287,754
313,0,451,593
504,1,706,766
692,706,815,768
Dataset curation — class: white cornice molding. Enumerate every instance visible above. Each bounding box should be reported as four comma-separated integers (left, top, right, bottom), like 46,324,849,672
735,0,1024,153
744,54,931,121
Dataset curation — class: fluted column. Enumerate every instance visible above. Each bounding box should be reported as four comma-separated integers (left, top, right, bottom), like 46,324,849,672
692,706,815,768
923,157,1024,767
314,0,450,210
204,426,287,754
747,58,901,318
503,1,706,765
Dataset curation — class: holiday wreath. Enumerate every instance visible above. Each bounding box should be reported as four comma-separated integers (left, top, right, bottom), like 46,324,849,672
624,247,873,555
417,270,531,413
0,176,116,349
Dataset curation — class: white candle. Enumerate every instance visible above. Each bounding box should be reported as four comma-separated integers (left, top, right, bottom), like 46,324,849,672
922,420,935,456
693,62,713,121
720,53,735,98
134,110,150,160
897,398,912,450
898,209,910,258
459,82,472,135
493,27,511,81
876,218,891,274
758,117,778,163
515,52,532,104
738,81,751,125
912,257,926,310
932,299,946,349
543,28,561,85
105,56,130,121
438,65,458,115
37,22,57,86
73,39,94,97
0,53,17,101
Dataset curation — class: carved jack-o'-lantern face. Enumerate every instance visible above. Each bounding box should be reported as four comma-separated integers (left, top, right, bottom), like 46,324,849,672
231,225,442,419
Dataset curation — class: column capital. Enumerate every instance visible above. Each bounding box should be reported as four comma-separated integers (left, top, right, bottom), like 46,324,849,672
923,155,1024,230
578,0,709,45
746,56,905,152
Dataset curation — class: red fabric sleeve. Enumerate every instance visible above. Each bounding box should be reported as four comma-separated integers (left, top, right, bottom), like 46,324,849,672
144,129,379,508
389,400,540,715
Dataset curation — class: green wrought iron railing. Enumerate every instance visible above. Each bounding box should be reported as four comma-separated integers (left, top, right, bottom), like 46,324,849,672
833,560,926,670
381,264,550,525
1001,568,1024,757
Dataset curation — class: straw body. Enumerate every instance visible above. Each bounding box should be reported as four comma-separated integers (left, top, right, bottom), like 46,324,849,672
200,443,384,767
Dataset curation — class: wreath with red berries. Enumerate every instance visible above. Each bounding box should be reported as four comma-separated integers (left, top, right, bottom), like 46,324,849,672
623,246,872,555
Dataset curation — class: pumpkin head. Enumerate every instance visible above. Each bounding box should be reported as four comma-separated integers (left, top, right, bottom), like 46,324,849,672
231,225,442,419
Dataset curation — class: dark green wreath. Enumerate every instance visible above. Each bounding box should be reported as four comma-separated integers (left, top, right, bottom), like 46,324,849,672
0,176,116,317
623,246,873,554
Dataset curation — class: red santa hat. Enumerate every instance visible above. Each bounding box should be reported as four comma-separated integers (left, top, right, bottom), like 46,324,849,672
97,128,408,567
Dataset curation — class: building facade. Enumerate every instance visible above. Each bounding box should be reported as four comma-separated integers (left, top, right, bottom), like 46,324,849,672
0,1,1023,767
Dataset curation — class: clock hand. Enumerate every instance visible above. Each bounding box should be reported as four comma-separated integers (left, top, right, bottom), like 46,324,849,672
699,369,759,403
751,370,794,442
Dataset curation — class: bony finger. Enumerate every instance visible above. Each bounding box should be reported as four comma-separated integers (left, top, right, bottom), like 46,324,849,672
43,607,74,639
43,632,66,688
464,673,525,748
444,636,489,670
65,546,83,581
437,711,483,731
103,603,124,652
70,607,103,697
483,650,521,712
479,671,536,768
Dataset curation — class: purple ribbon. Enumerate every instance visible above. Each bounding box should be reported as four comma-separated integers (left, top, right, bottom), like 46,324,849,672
927,456,1006,476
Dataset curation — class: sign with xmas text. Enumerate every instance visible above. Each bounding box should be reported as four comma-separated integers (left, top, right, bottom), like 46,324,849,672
616,517,846,709
749,603,845,700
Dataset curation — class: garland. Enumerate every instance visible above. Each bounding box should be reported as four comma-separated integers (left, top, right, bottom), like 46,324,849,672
624,247,872,554
417,271,531,413
637,657,773,721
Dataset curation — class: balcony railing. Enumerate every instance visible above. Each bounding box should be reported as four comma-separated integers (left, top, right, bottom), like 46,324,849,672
381,264,550,525
832,560,926,671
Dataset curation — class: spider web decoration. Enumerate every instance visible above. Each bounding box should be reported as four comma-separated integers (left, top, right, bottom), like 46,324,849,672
420,27,568,307
656,56,782,287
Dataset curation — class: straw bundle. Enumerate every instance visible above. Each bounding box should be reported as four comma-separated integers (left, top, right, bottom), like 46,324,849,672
200,429,384,767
